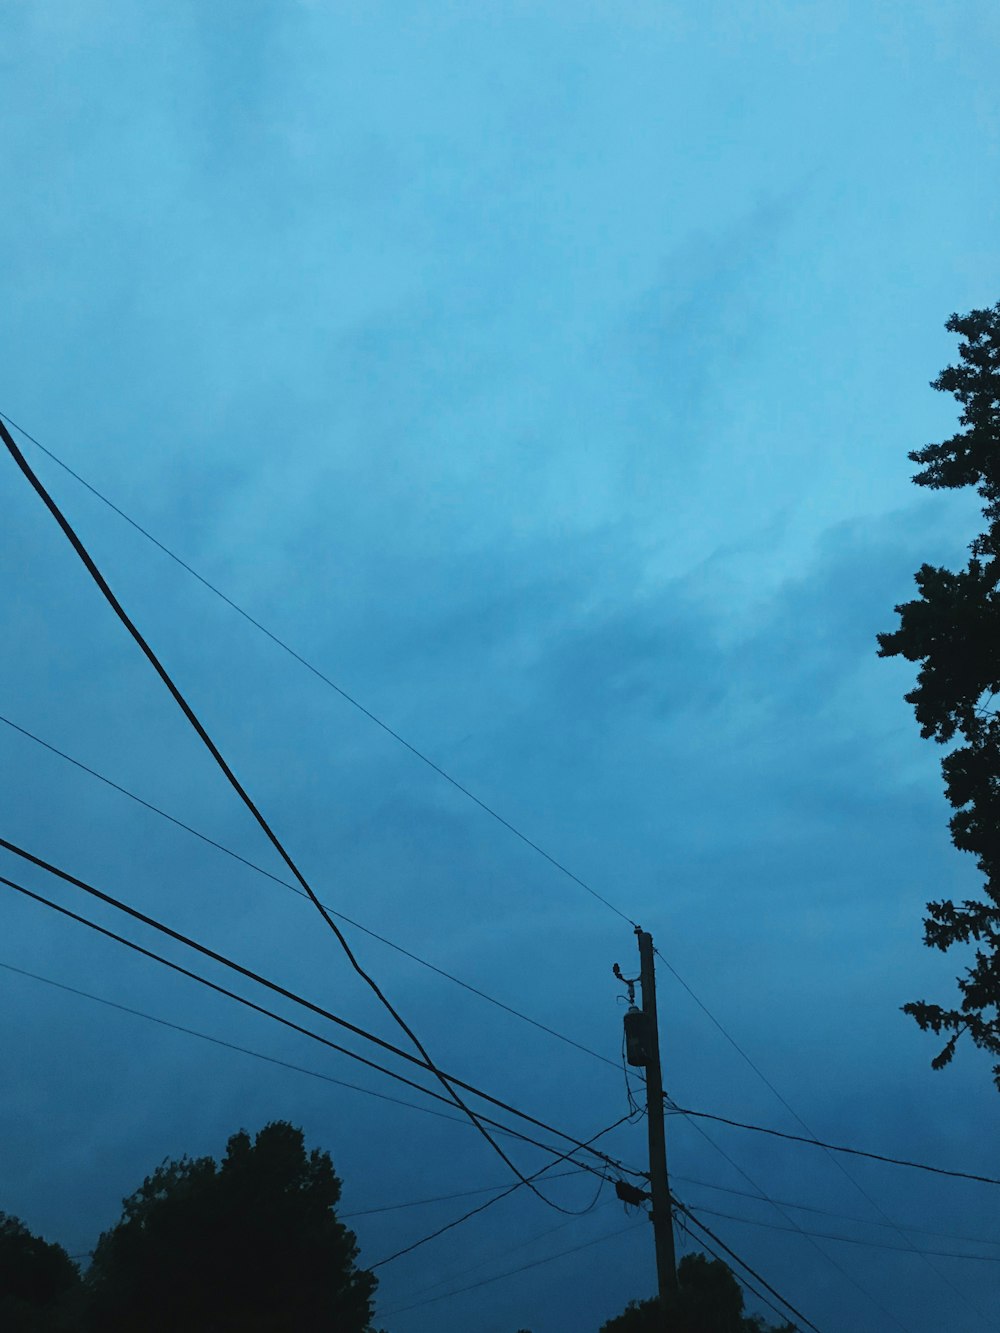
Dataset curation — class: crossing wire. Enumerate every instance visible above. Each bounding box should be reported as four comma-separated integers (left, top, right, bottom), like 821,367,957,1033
673,1198,824,1333
0,843,644,1185
0,416,582,1212
0,710,619,1074
378,1218,646,1318
671,1097,911,1333
656,946,992,1327
369,1118,617,1270
3,413,983,1318
0,957,595,1148
0,409,634,928
670,1101,991,1333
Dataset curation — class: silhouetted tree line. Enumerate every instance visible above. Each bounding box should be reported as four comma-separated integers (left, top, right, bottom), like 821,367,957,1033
1,1122,378,1333
4,1120,791,1333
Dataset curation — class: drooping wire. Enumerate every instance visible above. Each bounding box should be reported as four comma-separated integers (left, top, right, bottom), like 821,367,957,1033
6,414,968,1289
8,412,934,1252
0,417,588,1210
370,1113,626,1270
386,1198,618,1307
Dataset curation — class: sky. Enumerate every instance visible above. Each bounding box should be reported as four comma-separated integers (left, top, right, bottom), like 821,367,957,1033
1,2,999,1330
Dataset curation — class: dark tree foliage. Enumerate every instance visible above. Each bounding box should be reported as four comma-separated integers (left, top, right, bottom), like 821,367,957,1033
877,302,1000,1087
598,1253,793,1333
83,1121,378,1332
0,1212,81,1332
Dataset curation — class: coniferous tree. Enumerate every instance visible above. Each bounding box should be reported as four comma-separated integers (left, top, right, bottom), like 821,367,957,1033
878,302,1000,1085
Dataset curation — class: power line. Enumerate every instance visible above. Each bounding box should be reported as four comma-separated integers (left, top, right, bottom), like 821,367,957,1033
681,1218,814,1333
672,1171,1000,1251
0,409,635,930
18,958,991,1285
655,947,991,1328
673,1096,911,1333
670,1102,1000,1189
673,1199,824,1333
378,1218,646,1317
0,872,598,1172
3,903,626,1265
0,418,568,1210
0,847,643,1184
370,1117,617,1271
9,413,900,1227
5,413,984,1314
0,957,592,1153
388,1201,614,1306
340,1171,588,1219
0,710,619,1074
4,411,970,1276
689,1203,1000,1263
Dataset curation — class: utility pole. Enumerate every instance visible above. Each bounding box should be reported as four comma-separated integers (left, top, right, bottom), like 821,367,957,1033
637,927,678,1309
615,926,678,1321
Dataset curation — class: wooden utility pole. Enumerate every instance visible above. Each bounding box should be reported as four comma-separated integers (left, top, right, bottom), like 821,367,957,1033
614,926,678,1323
614,928,679,1319
636,927,678,1311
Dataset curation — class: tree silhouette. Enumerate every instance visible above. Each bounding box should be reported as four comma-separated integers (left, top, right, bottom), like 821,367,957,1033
0,1212,81,1332
599,1253,793,1333
877,301,1000,1086
83,1121,378,1332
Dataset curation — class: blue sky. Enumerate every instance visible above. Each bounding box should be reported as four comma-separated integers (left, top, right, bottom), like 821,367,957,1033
2,3,999,1330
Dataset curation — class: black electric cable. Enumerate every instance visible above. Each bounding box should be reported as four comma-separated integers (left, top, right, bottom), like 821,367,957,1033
388,1201,615,1306
0,710,619,1073
689,1203,1000,1263
688,1224,813,1333
0,409,636,930
656,946,990,1327
672,1171,1000,1250
378,1218,646,1317
672,1199,824,1333
1,959,609,1224
670,1102,1000,1188
340,1171,588,1219
0,958,494,1132
0,872,606,1173
0,418,566,1208
0,958,593,1153
0,850,642,1184
370,1114,620,1271
673,1095,912,1333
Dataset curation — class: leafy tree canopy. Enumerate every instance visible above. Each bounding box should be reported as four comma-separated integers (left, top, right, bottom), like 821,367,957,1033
877,302,1000,1086
83,1120,378,1332
0,1212,81,1332
598,1253,793,1333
